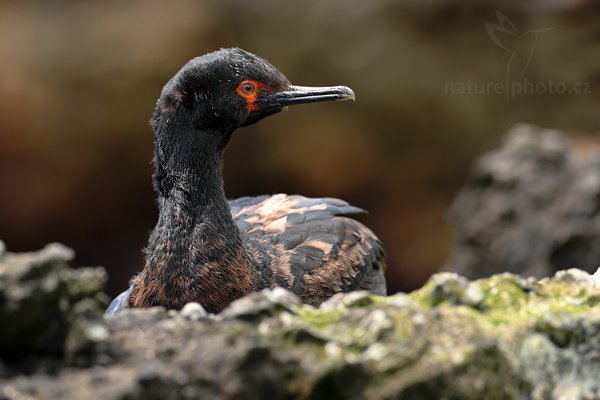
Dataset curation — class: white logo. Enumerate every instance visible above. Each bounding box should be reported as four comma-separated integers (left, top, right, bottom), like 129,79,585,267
485,12,556,99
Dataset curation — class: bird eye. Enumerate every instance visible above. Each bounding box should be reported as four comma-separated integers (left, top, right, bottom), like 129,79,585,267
237,80,257,97
241,83,255,95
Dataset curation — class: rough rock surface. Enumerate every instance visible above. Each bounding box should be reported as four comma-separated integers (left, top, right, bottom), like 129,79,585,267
2,243,600,399
0,242,108,362
446,123,600,279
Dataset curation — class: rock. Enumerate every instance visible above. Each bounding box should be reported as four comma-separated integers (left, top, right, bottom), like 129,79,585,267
553,268,600,287
220,287,302,321
319,290,378,311
180,302,208,321
446,123,600,279
64,299,110,366
0,243,108,361
417,272,485,308
2,240,600,399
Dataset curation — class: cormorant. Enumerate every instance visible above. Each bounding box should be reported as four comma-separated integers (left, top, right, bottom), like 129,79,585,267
106,48,386,315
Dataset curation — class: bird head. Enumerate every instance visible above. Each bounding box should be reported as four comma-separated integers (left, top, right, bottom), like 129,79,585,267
151,48,354,149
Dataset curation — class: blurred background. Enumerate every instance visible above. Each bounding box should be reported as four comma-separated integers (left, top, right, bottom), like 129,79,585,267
1,0,600,297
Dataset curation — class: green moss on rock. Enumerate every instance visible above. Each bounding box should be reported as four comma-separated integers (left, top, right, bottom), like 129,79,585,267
1,244,600,399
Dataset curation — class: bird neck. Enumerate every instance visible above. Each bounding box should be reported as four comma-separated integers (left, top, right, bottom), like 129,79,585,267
155,143,229,215
153,127,231,211
152,128,242,249
138,127,257,311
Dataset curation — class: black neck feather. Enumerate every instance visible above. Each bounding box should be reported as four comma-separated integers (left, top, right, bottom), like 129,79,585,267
147,124,249,272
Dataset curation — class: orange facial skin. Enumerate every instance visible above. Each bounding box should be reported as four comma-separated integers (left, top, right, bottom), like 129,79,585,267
236,80,264,112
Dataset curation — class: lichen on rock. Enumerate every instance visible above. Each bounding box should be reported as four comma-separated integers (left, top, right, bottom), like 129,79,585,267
1,241,600,399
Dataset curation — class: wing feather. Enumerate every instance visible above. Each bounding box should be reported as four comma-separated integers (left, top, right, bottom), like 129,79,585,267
229,194,386,305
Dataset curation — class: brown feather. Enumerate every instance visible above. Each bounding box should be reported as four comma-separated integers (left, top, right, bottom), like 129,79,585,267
231,194,387,306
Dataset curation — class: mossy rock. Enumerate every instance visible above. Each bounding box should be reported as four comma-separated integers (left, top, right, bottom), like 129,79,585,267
1,244,600,399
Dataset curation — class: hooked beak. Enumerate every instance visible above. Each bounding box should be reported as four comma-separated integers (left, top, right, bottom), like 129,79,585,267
256,85,355,109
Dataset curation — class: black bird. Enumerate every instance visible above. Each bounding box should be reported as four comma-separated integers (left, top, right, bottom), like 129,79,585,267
107,48,386,315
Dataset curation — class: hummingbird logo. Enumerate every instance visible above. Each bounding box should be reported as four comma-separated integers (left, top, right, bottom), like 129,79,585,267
485,11,556,99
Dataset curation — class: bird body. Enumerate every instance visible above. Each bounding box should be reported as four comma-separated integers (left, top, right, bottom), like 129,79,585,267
107,48,386,315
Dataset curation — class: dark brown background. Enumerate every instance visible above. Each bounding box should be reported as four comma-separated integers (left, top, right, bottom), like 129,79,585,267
1,1,599,296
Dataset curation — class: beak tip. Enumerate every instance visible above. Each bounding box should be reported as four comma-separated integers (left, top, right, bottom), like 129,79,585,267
340,87,356,102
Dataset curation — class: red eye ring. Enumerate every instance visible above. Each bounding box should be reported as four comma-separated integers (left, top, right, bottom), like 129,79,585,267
237,80,258,98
